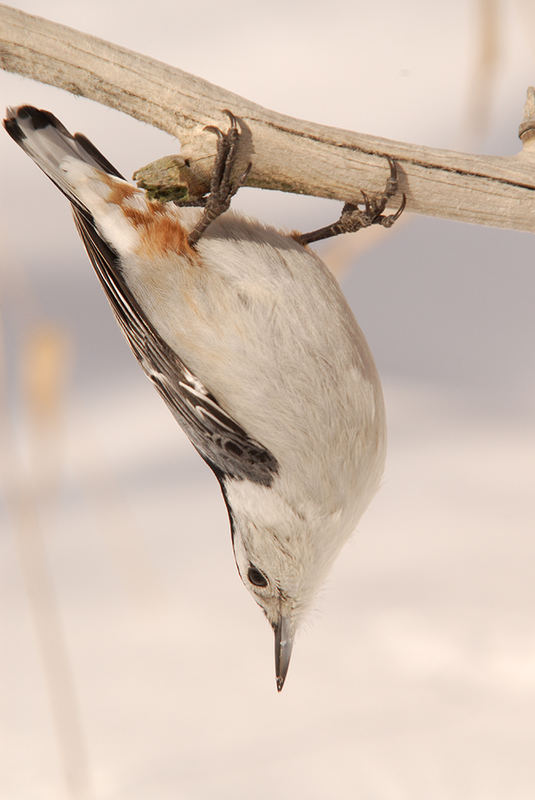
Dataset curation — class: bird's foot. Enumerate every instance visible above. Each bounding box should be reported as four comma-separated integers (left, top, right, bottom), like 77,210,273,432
297,157,406,246
187,111,251,246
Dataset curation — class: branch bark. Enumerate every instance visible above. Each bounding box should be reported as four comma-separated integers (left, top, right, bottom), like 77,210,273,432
2,4,535,231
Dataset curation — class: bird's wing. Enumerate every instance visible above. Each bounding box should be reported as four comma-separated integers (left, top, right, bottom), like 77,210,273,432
72,206,279,486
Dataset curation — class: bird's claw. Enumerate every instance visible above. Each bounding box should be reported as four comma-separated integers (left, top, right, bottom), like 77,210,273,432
297,156,406,246
188,111,250,247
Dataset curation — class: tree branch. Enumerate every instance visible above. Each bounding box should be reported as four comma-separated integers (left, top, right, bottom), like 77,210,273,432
2,4,535,231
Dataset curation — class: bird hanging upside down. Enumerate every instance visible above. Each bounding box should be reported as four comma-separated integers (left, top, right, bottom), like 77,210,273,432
4,105,404,691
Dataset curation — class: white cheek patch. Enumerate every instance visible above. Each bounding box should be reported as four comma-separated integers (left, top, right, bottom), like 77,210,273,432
231,530,249,580
226,479,302,571
225,479,287,530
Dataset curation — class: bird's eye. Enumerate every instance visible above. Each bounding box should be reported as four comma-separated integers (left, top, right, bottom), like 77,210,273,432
247,565,268,587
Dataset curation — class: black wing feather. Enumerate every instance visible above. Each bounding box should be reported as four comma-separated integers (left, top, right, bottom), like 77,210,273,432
72,207,279,486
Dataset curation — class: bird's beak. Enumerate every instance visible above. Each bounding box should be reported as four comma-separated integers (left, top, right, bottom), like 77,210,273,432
274,616,294,692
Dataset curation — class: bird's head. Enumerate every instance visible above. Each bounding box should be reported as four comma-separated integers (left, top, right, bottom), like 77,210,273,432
223,477,357,691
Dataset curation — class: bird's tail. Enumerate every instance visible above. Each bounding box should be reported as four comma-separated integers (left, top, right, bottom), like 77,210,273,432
3,105,125,209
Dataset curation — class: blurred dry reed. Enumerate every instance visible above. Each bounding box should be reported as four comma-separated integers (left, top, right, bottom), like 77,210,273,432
0,308,92,800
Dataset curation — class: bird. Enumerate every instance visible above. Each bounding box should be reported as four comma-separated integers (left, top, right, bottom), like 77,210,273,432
4,104,404,691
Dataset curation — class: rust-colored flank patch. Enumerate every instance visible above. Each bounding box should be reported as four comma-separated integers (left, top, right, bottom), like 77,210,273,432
105,176,196,259
106,181,138,205
133,206,194,258
125,202,195,258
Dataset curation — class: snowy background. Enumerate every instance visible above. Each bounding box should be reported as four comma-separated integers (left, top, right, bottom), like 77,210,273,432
1,1,535,798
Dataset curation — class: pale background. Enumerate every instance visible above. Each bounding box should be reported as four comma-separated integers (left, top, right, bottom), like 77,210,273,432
1,1,534,798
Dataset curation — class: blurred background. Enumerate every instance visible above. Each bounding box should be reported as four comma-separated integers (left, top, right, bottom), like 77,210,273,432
1,1,534,798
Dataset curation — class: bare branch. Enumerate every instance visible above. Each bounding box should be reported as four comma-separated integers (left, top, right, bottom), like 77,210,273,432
2,4,535,231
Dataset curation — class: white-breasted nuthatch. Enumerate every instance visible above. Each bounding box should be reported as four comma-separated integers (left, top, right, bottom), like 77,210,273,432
4,105,404,690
